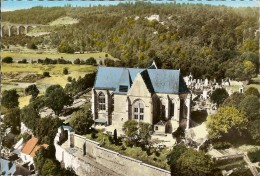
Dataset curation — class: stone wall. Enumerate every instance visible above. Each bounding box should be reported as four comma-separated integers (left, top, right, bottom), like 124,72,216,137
55,128,171,176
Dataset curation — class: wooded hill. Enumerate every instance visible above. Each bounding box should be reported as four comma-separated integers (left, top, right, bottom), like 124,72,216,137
2,2,259,80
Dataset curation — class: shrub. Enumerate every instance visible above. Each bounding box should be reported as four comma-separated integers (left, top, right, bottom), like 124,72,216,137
43,72,50,77
2,56,13,63
63,68,68,75
67,76,72,82
27,42,38,49
248,149,260,163
18,59,28,64
212,141,232,150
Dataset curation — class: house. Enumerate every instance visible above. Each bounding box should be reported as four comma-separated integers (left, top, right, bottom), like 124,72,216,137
0,159,31,175
91,62,191,133
20,137,48,169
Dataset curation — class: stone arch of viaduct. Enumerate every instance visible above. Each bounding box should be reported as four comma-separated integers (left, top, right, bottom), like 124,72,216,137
1,24,43,37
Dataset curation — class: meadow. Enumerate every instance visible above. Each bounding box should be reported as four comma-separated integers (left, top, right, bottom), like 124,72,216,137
1,51,115,63
2,63,97,108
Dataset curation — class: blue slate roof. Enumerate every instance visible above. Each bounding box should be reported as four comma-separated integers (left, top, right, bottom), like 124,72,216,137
61,125,75,132
0,159,15,175
94,66,189,94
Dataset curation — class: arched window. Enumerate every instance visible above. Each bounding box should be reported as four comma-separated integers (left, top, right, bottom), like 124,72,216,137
111,94,114,112
170,102,175,117
98,92,106,111
133,100,144,121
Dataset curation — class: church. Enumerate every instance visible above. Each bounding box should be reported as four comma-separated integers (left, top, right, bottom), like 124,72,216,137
91,62,191,133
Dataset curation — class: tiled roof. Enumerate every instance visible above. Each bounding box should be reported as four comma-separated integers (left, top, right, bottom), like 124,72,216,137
21,137,38,156
94,66,189,94
21,137,48,157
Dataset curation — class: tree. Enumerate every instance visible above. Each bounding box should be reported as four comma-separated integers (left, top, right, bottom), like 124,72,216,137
3,108,21,134
67,76,72,82
175,148,214,176
167,144,187,174
207,106,248,139
58,42,74,53
210,88,229,106
43,71,50,77
41,159,60,176
34,147,49,174
70,110,94,135
238,95,260,120
123,120,139,146
222,92,245,109
2,56,13,63
73,58,80,65
113,129,118,144
240,39,258,54
35,117,63,144
45,85,73,115
2,89,19,109
138,122,151,145
248,119,260,144
27,42,38,49
25,84,40,100
63,68,69,75
20,105,40,131
244,87,260,97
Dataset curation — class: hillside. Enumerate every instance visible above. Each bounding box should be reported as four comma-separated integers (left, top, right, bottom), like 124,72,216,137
2,3,259,80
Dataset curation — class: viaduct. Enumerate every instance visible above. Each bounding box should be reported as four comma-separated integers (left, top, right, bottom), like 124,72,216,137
1,23,45,37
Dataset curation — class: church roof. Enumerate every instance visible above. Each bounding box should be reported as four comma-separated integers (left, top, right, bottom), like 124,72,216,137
94,66,189,94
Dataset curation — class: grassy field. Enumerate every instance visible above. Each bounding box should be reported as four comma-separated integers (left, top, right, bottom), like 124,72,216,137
1,51,115,62
2,63,96,75
19,96,31,109
2,63,96,93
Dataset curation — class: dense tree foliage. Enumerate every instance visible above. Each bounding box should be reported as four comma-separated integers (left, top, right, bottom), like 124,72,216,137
248,119,260,144
25,84,40,100
2,3,258,80
45,85,73,115
175,148,214,176
2,89,19,109
210,88,229,106
35,117,63,144
20,105,40,131
222,92,245,109
167,144,187,174
207,106,248,139
65,72,96,96
123,120,139,144
70,109,94,135
123,120,152,146
167,145,214,176
238,95,260,121
244,87,260,97
3,108,21,134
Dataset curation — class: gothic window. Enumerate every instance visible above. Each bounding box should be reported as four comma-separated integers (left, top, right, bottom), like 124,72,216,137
111,94,114,112
98,92,106,111
170,103,175,117
133,100,144,121
161,105,166,118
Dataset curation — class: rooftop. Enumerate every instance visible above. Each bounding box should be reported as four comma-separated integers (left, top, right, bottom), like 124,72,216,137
94,62,189,94
21,137,48,157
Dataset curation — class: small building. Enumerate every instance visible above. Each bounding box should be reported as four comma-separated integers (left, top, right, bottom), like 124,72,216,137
154,120,167,134
20,137,48,168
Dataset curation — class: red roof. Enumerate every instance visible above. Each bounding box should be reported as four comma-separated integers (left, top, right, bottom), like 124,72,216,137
21,137,48,157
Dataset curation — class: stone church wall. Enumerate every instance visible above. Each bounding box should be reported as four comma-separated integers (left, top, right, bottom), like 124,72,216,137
55,129,171,176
